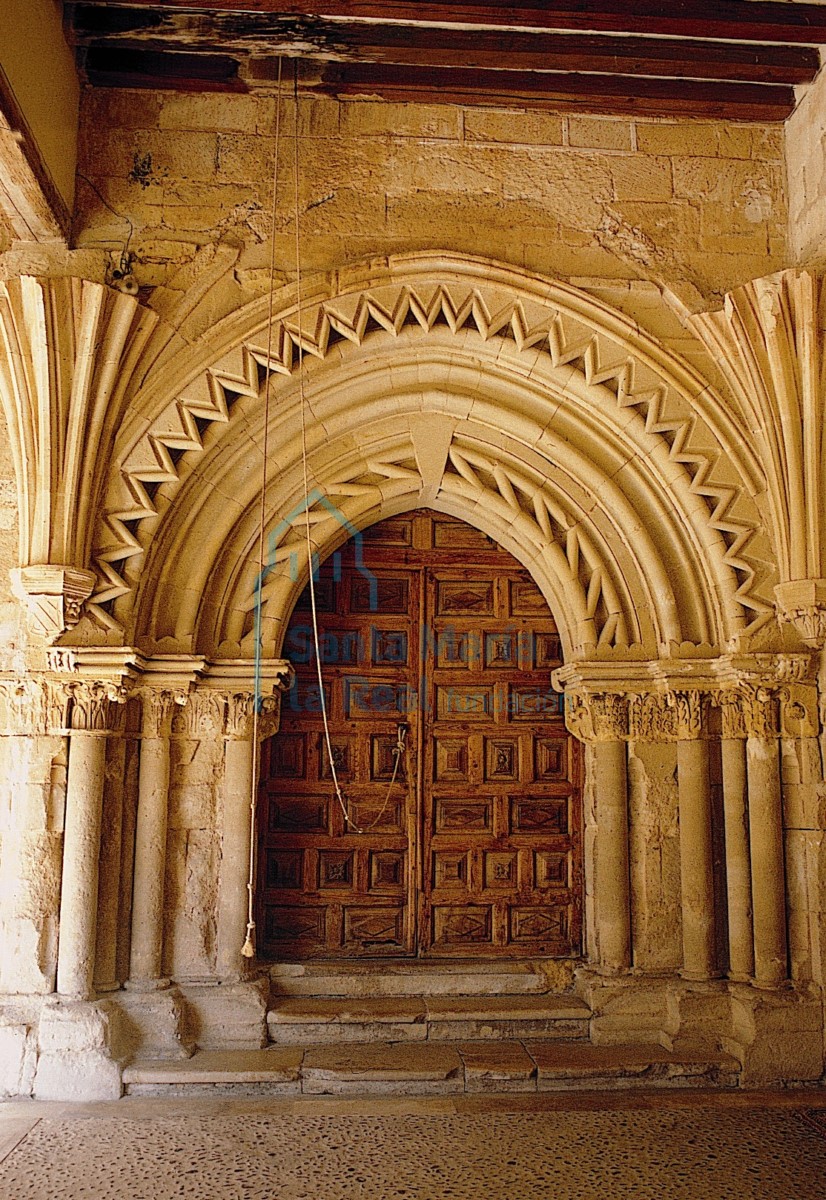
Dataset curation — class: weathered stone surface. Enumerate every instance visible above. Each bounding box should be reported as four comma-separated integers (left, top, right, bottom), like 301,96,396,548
302,1042,464,1095
458,1041,537,1092
268,997,427,1024
123,1047,302,1085
526,1040,740,1090
269,961,547,997
180,978,269,1050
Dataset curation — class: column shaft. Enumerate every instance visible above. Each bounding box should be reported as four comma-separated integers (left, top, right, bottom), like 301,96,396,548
216,735,255,978
677,737,718,980
747,735,787,986
129,736,172,983
720,736,754,980
594,739,631,971
57,732,107,998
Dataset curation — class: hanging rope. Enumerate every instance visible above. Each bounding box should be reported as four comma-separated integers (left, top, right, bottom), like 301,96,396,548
245,63,410,959
291,63,407,835
243,57,285,960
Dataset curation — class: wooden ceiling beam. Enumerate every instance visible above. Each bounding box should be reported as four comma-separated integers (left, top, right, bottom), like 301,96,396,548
72,0,826,46
318,62,796,122
70,20,821,86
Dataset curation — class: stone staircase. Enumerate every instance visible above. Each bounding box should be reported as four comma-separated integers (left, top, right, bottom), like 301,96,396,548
123,961,742,1097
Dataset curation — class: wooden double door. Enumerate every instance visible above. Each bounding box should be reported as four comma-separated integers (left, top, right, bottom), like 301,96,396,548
257,510,582,959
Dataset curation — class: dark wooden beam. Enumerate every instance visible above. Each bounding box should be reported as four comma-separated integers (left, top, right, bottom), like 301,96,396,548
82,47,247,91
69,15,821,86
73,1,826,45
319,62,796,121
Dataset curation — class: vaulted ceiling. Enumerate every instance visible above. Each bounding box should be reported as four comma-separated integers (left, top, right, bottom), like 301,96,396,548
67,1,826,122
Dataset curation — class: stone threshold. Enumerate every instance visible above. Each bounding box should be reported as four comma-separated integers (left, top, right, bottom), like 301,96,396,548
123,1040,742,1097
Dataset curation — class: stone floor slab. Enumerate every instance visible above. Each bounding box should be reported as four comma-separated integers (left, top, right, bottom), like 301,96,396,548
525,1041,741,1090
459,1042,537,1092
267,997,427,1023
301,1041,463,1082
123,1048,303,1085
424,995,590,1021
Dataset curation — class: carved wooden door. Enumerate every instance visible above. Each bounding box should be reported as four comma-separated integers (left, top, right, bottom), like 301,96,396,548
257,510,582,959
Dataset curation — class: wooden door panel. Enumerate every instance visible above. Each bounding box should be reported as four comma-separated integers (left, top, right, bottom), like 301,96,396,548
258,564,419,958
257,510,582,960
421,563,581,957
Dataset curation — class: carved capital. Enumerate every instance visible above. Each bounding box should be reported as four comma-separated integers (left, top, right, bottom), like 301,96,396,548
224,692,257,740
719,691,747,740
10,565,96,642
742,686,779,741
0,676,72,735
136,687,187,738
628,692,676,743
69,680,125,732
564,691,627,742
780,684,819,739
671,689,707,740
176,690,226,738
256,693,282,742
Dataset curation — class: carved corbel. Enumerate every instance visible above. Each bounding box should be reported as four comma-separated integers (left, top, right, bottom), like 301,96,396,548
774,580,826,649
10,565,96,642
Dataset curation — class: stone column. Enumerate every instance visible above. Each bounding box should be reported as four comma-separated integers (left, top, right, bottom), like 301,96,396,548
57,683,122,999
745,687,788,987
216,693,262,979
216,691,281,979
567,692,631,972
127,689,181,989
674,690,719,981
720,694,754,981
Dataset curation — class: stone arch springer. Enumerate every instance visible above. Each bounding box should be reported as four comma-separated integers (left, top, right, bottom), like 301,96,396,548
85,251,775,659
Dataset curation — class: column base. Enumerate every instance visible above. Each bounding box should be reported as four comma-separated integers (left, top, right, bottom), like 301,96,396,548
33,998,123,1102
727,982,823,1086
177,976,269,1050
115,985,194,1060
124,976,172,993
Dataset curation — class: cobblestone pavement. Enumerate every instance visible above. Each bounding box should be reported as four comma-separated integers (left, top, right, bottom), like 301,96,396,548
1,1090,825,1199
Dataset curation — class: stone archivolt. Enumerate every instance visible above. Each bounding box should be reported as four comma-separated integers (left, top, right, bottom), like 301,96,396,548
88,254,774,656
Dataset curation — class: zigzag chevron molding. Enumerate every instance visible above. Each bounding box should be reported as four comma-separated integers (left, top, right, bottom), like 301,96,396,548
91,263,773,644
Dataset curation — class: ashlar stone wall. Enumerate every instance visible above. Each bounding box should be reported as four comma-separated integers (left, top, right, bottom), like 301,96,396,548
74,89,785,364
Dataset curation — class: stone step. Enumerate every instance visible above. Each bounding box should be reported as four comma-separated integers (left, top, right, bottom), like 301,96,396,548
122,1040,742,1098
526,1041,742,1091
269,959,549,998
266,994,591,1044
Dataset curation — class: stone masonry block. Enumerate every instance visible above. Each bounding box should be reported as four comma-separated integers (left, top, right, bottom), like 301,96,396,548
463,109,563,146
568,118,632,151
